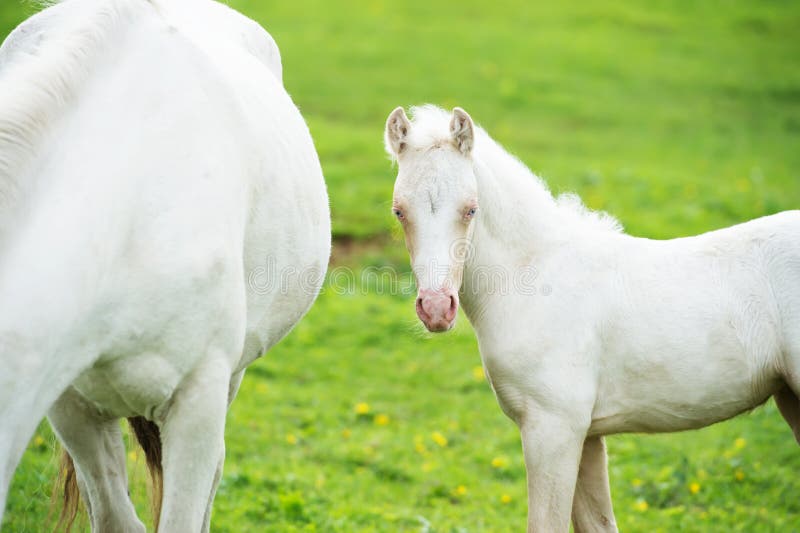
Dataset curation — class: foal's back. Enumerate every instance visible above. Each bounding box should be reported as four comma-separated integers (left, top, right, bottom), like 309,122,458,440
591,210,800,435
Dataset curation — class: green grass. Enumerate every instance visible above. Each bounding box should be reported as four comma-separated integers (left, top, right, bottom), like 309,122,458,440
2,1,800,531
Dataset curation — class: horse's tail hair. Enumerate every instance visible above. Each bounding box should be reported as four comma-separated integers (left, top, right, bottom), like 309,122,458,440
49,417,163,532
127,416,163,531
51,448,80,533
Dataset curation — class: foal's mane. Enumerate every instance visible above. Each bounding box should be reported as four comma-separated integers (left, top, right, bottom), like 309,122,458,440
0,0,150,220
406,105,622,234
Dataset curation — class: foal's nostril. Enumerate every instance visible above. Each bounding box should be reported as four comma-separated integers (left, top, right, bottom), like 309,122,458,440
416,297,428,319
446,295,458,320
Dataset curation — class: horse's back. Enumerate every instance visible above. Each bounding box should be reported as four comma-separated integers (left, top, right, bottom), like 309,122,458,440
158,0,283,81
0,0,92,68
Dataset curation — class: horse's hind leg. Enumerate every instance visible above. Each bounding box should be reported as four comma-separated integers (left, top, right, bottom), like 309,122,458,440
48,386,145,532
158,356,230,532
199,369,245,533
775,385,800,445
571,436,618,533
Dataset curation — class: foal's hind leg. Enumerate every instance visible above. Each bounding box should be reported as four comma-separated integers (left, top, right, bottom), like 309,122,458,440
775,385,800,444
571,436,618,533
158,356,230,532
48,386,145,533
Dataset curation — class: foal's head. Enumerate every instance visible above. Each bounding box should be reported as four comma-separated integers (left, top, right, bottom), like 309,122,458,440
385,106,479,332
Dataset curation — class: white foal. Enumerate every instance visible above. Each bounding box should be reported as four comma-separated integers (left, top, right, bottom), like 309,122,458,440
385,105,800,532
0,0,330,530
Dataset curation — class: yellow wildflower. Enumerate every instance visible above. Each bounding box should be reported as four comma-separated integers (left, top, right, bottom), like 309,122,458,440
33,436,45,447
342,428,351,439
689,482,700,494
285,433,298,445
734,437,746,450
491,456,509,469
472,366,485,381
453,485,467,496
128,451,138,462
735,469,745,481
355,402,370,415
635,499,648,512
500,494,512,504
631,478,642,488
375,414,390,426
432,431,448,447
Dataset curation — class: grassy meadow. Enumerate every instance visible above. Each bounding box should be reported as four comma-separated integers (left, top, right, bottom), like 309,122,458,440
2,0,800,531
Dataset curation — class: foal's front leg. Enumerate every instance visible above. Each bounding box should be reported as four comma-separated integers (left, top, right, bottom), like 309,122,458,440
158,357,231,532
519,411,588,533
571,436,617,532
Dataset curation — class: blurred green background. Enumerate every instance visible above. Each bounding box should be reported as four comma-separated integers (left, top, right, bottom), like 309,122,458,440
2,1,799,531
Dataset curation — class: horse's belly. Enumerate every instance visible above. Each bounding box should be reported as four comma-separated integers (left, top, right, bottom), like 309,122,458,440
71,352,186,419
65,245,247,419
589,373,782,436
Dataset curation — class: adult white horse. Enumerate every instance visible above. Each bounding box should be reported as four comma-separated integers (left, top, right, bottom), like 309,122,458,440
385,104,799,532
0,0,330,530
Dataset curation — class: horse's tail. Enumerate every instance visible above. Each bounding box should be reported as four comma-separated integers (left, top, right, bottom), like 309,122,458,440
50,417,163,532
52,449,80,533
128,416,163,531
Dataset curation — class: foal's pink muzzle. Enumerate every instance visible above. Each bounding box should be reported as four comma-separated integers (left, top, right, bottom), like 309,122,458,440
416,288,458,332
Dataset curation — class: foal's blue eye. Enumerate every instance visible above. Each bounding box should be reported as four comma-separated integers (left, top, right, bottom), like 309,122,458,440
466,207,477,217
393,209,404,219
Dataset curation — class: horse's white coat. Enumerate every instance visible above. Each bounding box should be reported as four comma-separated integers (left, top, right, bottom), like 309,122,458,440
0,0,330,530
387,105,800,532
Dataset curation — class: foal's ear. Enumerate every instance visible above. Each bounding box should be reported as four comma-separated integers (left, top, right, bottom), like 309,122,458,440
385,106,411,157
450,107,474,156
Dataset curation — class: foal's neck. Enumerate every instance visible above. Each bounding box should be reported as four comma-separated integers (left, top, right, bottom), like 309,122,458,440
459,138,574,324
470,137,571,260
